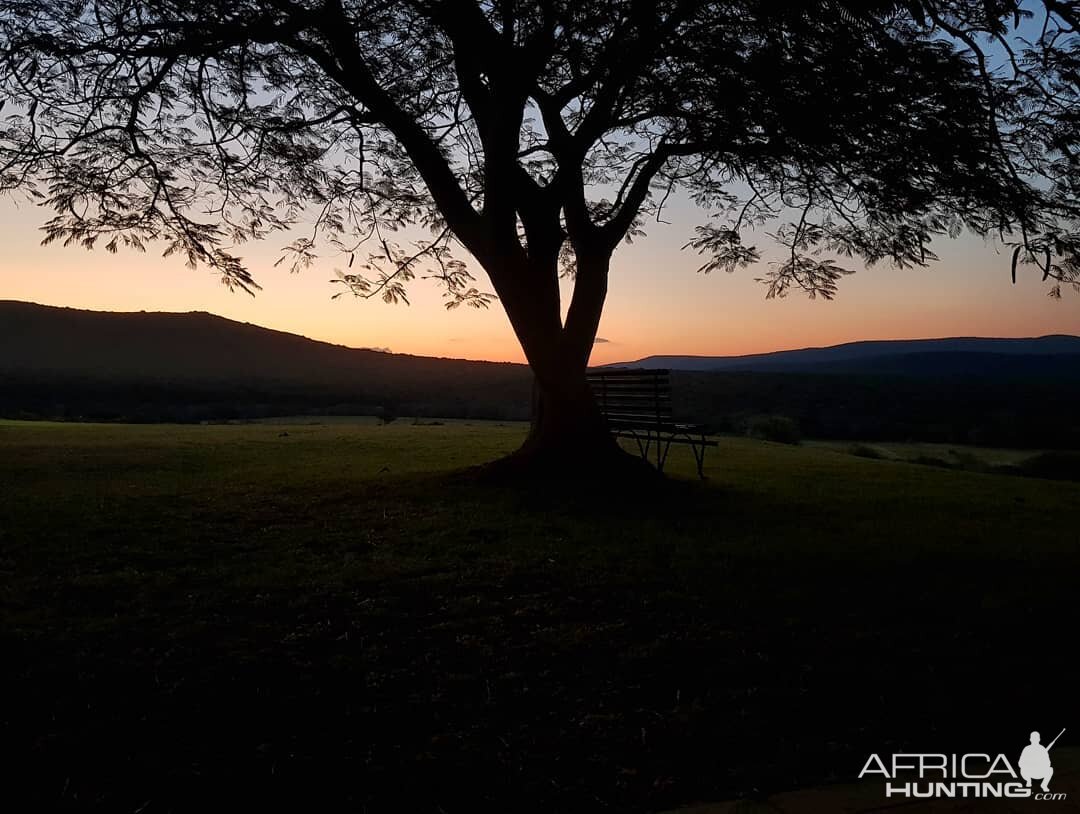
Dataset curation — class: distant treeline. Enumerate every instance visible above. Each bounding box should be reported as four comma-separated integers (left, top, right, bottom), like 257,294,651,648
5,301,1079,448
0,373,531,424
672,371,1080,449
5,369,1080,449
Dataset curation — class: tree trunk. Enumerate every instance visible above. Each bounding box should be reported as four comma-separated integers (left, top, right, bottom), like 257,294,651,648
478,249,651,479
484,365,650,480
524,367,615,456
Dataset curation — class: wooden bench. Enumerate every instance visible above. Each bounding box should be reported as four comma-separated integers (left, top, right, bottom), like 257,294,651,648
586,368,717,478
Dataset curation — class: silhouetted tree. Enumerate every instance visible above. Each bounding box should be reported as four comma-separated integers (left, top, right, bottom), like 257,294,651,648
2,1,1078,471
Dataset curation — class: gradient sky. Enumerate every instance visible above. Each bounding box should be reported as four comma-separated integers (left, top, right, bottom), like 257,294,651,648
2,188,1078,364
3,4,1077,365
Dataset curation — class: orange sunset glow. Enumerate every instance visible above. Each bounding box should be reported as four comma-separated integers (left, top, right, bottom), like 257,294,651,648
3,193,1078,364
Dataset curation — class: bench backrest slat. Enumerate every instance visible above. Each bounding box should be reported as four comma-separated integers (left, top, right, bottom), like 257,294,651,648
586,368,675,432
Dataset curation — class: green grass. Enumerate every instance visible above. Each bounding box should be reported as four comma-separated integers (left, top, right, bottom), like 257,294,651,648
3,420,1078,812
808,438,1041,465
812,438,1080,483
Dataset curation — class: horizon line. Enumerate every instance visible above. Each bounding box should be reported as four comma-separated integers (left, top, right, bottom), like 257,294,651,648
4,297,1078,365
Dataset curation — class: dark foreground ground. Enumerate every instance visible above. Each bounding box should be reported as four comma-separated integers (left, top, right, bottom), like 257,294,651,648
2,420,1078,812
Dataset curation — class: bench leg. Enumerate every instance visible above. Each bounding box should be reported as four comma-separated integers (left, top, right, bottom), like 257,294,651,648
657,435,674,474
692,435,707,479
628,430,652,465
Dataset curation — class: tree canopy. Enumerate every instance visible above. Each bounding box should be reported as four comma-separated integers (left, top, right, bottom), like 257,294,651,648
2,0,1078,459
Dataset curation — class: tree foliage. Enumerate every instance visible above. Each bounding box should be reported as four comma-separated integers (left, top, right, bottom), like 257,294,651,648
1,0,1077,323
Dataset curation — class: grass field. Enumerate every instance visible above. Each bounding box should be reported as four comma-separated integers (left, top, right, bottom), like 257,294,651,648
3,419,1078,812
807,438,1041,466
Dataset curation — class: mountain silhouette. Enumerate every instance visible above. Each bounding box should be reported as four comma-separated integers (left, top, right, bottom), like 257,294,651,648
4,301,1080,437
612,336,1080,377
0,300,531,420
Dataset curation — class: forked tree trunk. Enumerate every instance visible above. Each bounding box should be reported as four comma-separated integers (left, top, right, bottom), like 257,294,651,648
486,250,649,478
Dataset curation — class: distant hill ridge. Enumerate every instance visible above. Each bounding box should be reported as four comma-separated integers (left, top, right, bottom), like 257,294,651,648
4,301,1080,443
610,335,1080,376
0,300,532,420
4,300,1079,383
0,299,525,381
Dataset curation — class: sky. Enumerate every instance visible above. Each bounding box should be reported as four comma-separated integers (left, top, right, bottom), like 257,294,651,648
2,2,1078,364
2,189,1078,364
